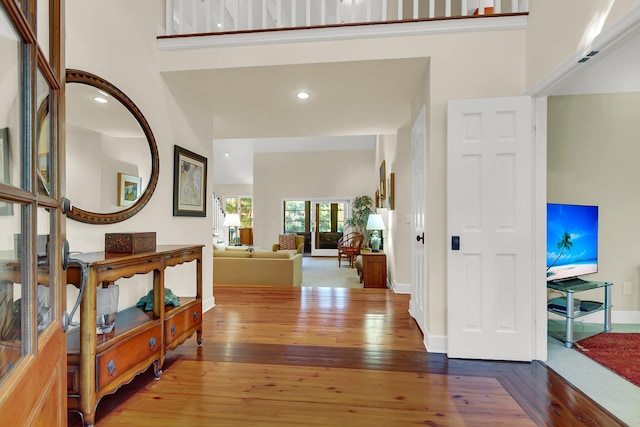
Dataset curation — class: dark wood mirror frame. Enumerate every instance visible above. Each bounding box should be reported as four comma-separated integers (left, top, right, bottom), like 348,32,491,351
65,69,159,224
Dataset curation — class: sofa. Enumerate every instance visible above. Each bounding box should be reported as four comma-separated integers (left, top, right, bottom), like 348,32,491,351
213,244,302,286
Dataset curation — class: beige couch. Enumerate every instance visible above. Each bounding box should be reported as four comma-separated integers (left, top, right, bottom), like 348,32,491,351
213,245,302,286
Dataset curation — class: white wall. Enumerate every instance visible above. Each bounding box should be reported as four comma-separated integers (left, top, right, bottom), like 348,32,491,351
548,92,640,313
526,0,640,89
252,150,376,250
66,1,214,311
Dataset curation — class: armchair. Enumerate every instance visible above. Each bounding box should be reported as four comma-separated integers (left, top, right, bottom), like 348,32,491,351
272,234,305,255
337,232,364,268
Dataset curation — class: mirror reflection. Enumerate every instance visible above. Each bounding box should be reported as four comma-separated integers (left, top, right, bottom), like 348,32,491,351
65,70,159,224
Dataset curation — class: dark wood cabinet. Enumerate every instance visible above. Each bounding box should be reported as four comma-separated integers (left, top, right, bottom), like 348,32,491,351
362,251,387,288
239,227,253,245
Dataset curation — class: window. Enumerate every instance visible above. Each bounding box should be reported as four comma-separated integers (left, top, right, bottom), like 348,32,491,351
318,203,345,233
284,201,308,233
224,195,252,227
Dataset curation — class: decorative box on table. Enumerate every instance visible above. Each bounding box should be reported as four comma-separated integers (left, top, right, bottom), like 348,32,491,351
105,232,156,253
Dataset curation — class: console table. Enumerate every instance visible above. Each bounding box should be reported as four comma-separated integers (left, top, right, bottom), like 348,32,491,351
361,250,387,288
66,245,203,427
547,279,612,348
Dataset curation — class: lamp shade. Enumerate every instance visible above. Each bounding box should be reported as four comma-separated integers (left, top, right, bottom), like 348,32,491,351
366,214,385,230
223,213,241,227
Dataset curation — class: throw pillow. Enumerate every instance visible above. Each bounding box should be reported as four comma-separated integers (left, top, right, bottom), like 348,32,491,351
279,233,297,250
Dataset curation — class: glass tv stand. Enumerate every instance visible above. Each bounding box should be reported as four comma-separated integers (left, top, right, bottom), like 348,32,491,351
547,279,612,348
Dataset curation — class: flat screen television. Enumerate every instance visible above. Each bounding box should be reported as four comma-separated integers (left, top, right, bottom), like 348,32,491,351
546,203,598,282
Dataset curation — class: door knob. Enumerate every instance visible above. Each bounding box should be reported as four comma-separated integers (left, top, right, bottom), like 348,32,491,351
416,233,424,244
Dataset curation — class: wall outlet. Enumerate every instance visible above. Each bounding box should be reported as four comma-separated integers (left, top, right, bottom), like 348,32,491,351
623,281,633,295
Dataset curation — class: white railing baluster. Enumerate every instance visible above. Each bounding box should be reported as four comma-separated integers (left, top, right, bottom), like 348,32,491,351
321,0,326,25
461,0,468,16
234,0,239,31
205,0,211,32
351,0,356,24
428,0,434,18
413,0,418,19
218,0,224,30
262,0,267,28
366,0,371,22
445,0,451,17
336,0,341,24
248,0,253,30
382,0,387,22
291,0,296,27
494,0,501,13
306,0,311,26
397,0,402,20
277,0,282,27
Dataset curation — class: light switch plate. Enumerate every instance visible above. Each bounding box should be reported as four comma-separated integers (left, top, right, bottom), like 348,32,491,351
405,214,411,224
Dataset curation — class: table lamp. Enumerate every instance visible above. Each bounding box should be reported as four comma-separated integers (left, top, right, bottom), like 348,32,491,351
223,213,241,245
366,213,385,252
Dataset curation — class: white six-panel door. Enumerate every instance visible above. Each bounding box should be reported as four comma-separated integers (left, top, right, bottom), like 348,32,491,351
447,96,534,361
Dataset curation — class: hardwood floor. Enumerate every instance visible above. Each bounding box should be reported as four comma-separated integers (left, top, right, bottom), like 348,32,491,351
69,285,624,426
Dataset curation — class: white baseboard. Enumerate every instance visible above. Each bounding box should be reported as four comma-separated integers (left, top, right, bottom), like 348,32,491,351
424,331,447,354
392,281,411,294
203,295,215,313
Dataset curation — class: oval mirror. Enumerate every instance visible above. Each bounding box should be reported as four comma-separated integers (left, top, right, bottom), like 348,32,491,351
65,69,159,224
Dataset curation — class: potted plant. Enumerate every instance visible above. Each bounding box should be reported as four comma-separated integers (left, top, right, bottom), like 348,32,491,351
345,195,374,245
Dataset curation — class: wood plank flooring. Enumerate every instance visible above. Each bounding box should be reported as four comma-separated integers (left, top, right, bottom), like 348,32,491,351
69,285,625,426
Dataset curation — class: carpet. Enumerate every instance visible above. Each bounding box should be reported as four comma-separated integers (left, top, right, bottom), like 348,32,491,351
300,257,363,288
574,333,640,387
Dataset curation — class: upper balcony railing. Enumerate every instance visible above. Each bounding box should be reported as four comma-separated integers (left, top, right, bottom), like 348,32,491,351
165,0,528,37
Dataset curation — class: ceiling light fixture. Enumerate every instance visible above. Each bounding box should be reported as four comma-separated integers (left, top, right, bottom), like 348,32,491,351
224,152,230,157
296,91,310,100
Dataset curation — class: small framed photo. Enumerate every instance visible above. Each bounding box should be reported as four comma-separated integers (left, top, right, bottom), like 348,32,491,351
173,145,207,217
379,160,386,200
117,173,142,207
387,172,395,210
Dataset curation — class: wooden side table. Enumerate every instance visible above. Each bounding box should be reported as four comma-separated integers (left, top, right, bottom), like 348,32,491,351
361,250,387,288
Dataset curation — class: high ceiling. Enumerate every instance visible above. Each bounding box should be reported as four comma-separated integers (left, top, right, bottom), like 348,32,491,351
158,18,640,185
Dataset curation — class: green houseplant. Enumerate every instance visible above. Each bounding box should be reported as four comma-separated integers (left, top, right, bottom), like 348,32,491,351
345,195,374,242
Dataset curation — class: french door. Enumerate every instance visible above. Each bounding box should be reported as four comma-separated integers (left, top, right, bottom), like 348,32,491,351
311,200,347,256
0,1,67,424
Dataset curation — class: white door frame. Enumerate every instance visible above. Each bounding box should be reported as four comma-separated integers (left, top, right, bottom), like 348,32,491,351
410,105,427,341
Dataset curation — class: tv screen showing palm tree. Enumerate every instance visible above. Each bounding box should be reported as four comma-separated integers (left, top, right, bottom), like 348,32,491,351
546,203,598,282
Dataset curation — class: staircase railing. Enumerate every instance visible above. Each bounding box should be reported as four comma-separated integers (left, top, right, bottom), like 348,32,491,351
165,0,528,36
212,192,226,244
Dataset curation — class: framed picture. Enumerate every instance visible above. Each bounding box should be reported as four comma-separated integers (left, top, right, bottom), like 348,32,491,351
387,172,395,210
375,189,380,208
173,145,207,217
117,173,142,207
379,160,386,201
0,128,13,215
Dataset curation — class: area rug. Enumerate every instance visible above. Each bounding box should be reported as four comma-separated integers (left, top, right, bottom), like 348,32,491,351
574,333,640,388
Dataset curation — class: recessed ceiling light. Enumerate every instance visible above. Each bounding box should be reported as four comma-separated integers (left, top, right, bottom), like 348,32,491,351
224,152,230,157
93,97,108,104
296,91,310,100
